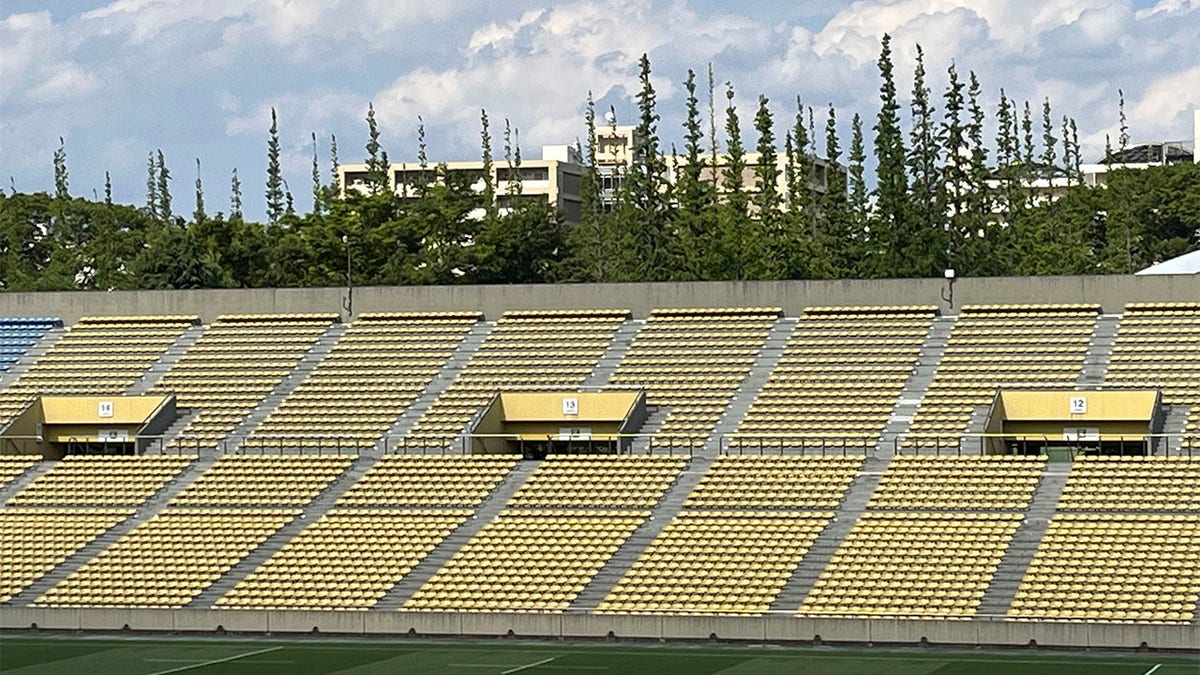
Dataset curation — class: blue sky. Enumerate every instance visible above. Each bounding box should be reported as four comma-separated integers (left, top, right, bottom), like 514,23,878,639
2,0,1197,222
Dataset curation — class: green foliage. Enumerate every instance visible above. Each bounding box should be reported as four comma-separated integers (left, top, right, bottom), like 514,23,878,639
266,108,285,224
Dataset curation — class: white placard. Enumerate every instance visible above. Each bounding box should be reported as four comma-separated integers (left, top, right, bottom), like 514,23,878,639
1063,427,1100,442
562,397,579,416
99,429,129,441
558,427,592,441
98,401,114,418
1069,396,1087,414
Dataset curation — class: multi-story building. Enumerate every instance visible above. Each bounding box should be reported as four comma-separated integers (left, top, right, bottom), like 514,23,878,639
340,145,585,224
339,123,847,224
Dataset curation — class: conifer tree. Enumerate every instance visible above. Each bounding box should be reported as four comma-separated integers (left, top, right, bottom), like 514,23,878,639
266,107,285,223
329,134,339,187
53,137,69,200
907,44,940,236
707,63,719,194
146,152,159,219
847,113,869,249
871,33,910,277
1118,89,1129,153
311,132,322,214
753,95,784,278
230,168,243,219
676,69,714,279
941,62,968,265
790,98,814,237
104,171,113,205
416,114,428,190
156,150,172,221
821,106,851,276
1021,101,1035,169
715,82,755,280
1041,99,1057,170
193,158,206,223
480,109,496,215
618,53,671,280
364,103,389,195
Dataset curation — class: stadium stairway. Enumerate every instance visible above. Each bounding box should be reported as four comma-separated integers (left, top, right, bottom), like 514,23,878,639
569,453,716,611
1076,313,1121,387
0,459,57,506
878,314,956,455
5,454,218,606
125,324,207,395
629,406,672,454
1154,405,1191,456
373,458,542,610
222,323,349,453
376,320,494,451
146,410,201,455
975,460,1072,617
769,455,893,613
188,453,379,608
582,318,643,387
0,326,65,391
705,317,798,453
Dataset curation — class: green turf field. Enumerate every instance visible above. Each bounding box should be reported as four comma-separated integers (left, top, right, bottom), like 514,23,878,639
0,636,1196,675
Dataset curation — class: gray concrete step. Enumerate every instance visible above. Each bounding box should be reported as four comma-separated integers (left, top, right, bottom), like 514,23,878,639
881,315,957,454
1154,405,1191,456
377,320,494,451
708,318,797,454
570,454,715,611
582,319,643,387
126,324,206,395
770,455,893,612
1076,313,1121,387
187,453,380,608
976,462,1072,617
6,455,216,606
630,406,671,454
0,327,65,390
372,459,542,610
221,323,349,453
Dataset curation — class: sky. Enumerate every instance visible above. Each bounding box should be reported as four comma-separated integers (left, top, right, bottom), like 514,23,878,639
1,0,1198,222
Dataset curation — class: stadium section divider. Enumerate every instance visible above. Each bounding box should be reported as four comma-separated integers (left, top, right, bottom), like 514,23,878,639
2,608,1196,650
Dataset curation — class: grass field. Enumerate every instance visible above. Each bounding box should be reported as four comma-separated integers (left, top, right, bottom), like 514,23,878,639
0,636,1196,674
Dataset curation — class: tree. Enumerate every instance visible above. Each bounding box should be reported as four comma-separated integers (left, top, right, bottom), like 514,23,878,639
941,62,968,268
563,91,617,283
614,53,673,281
480,109,496,216
753,95,785,278
788,97,815,238
145,152,159,219
674,69,716,280
1118,89,1129,153
1041,98,1058,170
907,45,941,242
193,158,206,223
871,34,911,277
230,168,243,219
329,134,340,187
53,137,69,200
847,113,869,236
266,107,285,224
710,82,760,280
156,150,172,221
311,132,322,215
104,171,113,206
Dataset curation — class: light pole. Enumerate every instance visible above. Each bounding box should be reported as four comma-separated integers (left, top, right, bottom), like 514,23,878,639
342,234,353,318
941,268,957,310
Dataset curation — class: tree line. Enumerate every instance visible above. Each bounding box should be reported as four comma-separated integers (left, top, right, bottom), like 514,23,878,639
2,35,1197,291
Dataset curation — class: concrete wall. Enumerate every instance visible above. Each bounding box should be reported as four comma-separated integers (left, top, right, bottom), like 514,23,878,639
2,608,1195,649
3,275,1198,324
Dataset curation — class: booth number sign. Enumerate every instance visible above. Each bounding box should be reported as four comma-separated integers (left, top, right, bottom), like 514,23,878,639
98,401,114,418
562,398,579,416
1069,396,1087,414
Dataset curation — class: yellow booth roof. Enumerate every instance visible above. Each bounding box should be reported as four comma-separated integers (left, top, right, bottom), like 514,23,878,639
997,389,1158,422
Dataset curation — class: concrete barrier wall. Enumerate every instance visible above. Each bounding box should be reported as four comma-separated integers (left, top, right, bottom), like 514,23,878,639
3,275,1198,324
3,608,1196,649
